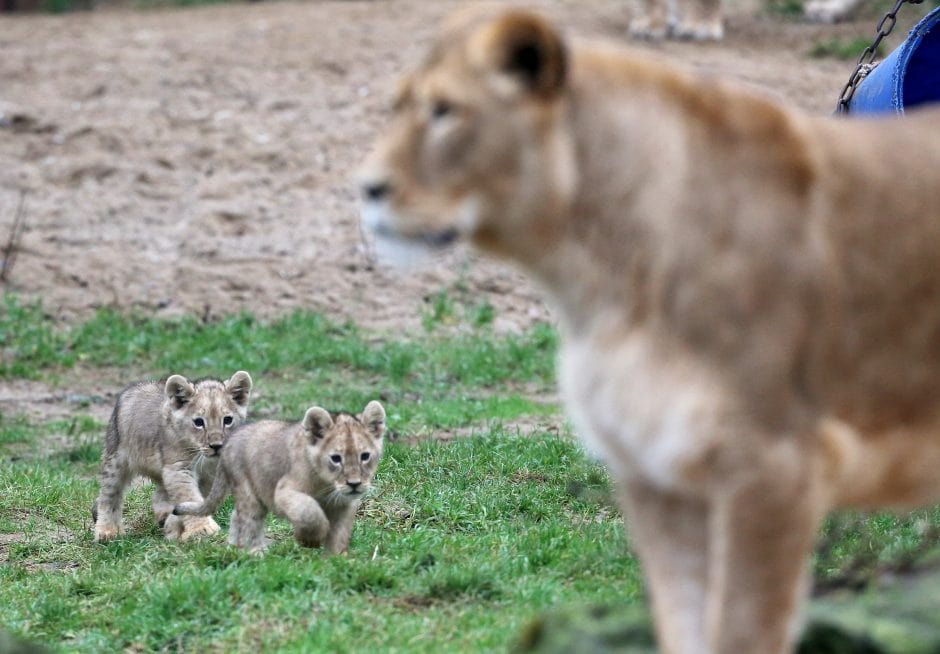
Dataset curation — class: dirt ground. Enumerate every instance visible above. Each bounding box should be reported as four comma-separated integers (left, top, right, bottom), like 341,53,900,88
0,0,928,419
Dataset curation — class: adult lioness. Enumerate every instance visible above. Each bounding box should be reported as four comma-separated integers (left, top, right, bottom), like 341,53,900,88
357,8,940,654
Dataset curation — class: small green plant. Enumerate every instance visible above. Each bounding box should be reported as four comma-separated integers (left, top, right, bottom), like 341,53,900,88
809,38,884,60
766,0,805,18
422,289,457,332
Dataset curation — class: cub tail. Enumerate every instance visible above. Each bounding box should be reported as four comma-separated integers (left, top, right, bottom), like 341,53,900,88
173,467,230,517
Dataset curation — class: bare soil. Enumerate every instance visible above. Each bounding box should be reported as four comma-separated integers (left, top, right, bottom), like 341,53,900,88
0,0,927,419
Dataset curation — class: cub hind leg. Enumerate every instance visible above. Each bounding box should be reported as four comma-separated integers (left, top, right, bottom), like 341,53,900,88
93,452,133,542
231,486,269,553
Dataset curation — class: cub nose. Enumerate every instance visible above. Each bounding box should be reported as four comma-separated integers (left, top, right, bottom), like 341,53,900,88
209,443,223,455
361,181,391,202
347,480,362,491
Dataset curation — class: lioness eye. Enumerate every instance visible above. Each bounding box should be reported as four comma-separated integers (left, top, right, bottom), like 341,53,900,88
430,99,453,120
330,454,342,464
193,418,205,428
361,452,371,462
223,416,234,426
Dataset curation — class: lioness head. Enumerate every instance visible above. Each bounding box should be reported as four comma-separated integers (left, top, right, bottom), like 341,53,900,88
302,401,386,502
358,9,576,264
164,371,253,457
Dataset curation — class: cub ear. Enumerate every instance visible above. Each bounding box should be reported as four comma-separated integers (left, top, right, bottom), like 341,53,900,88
165,375,196,409
225,370,253,408
471,10,567,99
361,401,386,440
302,407,333,443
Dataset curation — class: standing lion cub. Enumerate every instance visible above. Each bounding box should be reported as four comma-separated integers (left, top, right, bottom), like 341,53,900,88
174,401,386,554
92,371,252,542
358,8,940,654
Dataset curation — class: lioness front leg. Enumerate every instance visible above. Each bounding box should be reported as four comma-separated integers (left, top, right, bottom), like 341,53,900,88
705,460,824,654
162,464,220,542
619,480,709,654
274,487,329,548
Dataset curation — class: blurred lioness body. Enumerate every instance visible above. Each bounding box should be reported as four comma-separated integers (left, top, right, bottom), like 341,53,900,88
358,8,940,653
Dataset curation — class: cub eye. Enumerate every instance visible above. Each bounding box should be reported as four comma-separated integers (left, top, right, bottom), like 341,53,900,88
223,416,234,426
330,454,342,464
193,418,205,428
360,452,371,462
430,99,453,120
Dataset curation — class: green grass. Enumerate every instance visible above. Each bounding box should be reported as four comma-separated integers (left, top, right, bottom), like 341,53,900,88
2,295,939,651
1,426,638,652
809,37,885,60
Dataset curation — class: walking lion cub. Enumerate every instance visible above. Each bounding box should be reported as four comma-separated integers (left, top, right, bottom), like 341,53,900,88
92,371,252,542
174,401,386,553
357,8,940,654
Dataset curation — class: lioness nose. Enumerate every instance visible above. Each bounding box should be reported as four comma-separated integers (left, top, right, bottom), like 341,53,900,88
347,480,362,491
362,181,391,202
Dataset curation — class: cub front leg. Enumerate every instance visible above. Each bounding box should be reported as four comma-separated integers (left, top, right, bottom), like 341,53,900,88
273,487,329,548
151,485,173,528
704,455,825,654
161,463,220,542
618,480,710,654
323,504,359,555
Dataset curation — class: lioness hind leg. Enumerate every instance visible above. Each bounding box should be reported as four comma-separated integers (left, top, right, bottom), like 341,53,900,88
93,454,132,542
619,481,710,654
629,0,670,39
704,467,824,654
671,0,724,41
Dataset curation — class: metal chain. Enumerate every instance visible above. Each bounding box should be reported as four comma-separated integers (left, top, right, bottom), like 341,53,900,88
835,0,925,114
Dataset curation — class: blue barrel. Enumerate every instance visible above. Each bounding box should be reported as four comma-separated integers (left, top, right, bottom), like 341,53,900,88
848,6,940,114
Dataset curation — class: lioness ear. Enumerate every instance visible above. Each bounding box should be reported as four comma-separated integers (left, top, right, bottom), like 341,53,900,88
361,401,386,440
472,11,567,99
302,407,333,444
225,370,252,408
165,375,196,409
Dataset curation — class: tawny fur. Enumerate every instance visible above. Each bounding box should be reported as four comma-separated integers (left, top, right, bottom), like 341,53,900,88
173,401,386,554
92,371,252,543
358,9,940,654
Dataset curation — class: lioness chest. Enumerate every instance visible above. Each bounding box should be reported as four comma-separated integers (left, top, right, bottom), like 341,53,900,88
558,327,737,493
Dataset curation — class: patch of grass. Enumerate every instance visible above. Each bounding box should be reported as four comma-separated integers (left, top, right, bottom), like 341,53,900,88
809,37,884,60
765,0,805,18
0,429,638,652
0,296,557,393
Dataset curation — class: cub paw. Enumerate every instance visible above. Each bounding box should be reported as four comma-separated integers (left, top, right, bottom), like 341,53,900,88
94,524,124,543
162,514,185,541
179,516,221,542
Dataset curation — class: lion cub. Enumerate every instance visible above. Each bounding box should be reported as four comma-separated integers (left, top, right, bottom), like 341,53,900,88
174,401,385,554
92,371,252,543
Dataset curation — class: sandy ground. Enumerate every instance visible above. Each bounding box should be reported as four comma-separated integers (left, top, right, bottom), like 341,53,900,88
0,0,929,419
